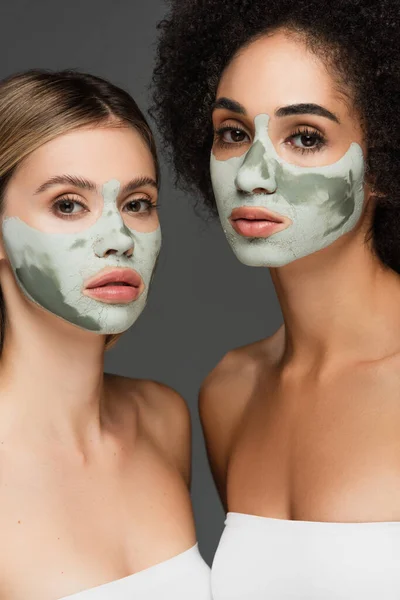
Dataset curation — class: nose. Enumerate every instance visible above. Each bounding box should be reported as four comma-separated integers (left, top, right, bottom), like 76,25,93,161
94,224,134,258
104,245,133,258
235,140,277,195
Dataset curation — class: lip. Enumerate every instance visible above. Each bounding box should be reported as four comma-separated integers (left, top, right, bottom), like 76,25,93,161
83,267,143,305
229,206,291,238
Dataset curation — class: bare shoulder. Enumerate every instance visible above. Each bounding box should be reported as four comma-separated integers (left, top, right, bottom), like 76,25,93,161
200,331,282,424
199,330,283,502
105,374,191,485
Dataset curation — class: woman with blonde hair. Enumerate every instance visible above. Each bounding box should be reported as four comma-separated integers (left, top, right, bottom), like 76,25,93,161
0,69,210,599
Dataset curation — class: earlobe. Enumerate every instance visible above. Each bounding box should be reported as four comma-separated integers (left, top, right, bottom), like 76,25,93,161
364,181,383,211
363,168,383,197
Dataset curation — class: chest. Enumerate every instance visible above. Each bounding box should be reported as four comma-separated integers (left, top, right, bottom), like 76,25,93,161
226,364,400,520
0,437,193,600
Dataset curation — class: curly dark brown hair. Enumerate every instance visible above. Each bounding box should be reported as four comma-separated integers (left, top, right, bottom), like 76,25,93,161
151,0,400,272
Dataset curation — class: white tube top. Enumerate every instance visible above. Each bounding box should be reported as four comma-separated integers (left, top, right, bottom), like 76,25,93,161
59,543,211,599
212,512,400,599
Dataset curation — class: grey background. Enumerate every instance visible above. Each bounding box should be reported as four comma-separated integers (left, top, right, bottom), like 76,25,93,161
1,0,281,564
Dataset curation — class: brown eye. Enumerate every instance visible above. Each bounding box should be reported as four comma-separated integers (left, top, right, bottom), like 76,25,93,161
226,129,248,143
58,200,81,213
123,199,154,214
293,134,319,148
216,126,250,144
52,198,86,218
287,128,326,152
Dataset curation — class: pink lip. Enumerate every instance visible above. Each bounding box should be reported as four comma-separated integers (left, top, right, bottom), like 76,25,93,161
83,268,143,305
229,206,291,238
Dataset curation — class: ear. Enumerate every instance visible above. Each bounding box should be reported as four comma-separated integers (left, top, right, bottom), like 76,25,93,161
363,162,386,197
363,164,387,211
0,233,9,261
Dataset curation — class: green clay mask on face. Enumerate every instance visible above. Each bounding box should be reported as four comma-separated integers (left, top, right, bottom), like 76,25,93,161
2,179,162,334
210,114,365,267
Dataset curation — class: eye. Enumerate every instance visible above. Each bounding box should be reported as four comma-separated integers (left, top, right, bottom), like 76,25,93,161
51,197,88,219
123,198,156,214
286,127,326,153
215,125,251,146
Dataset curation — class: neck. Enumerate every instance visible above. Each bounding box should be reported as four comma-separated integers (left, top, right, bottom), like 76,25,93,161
271,233,400,366
0,275,107,448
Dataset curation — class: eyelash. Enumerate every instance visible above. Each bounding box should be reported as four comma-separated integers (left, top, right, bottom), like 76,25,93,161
214,126,246,150
289,127,326,154
214,125,327,154
123,197,159,214
50,195,159,220
51,195,88,220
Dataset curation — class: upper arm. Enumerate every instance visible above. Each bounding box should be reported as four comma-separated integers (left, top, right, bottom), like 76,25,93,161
140,381,192,488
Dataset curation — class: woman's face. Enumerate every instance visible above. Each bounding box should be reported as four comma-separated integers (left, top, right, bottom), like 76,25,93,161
211,30,369,267
1,125,162,334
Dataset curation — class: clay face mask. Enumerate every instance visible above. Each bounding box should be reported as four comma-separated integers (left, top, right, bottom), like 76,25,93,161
210,114,365,267
2,179,162,334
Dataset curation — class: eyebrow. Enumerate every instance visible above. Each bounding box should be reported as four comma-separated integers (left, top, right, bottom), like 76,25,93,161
34,174,158,196
212,97,340,124
212,97,247,115
34,175,96,195
275,103,340,124
122,176,158,194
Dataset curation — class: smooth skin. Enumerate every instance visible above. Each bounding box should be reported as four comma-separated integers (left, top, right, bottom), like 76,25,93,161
201,31,400,521
0,126,195,600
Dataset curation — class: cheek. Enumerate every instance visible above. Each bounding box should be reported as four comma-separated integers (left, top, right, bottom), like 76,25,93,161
16,259,65,304
278,172,360,241
210,155,241,198
212,139,251,161
69,237,89,251
122,211,160,234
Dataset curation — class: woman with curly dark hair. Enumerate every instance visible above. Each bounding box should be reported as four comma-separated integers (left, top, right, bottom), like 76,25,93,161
152,0,400,597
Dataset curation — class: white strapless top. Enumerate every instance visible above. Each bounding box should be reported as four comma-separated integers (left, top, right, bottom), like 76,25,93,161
59,543,211,599
212,512,400,599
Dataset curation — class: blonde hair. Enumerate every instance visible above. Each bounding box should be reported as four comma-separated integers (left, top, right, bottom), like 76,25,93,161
0,69,159,350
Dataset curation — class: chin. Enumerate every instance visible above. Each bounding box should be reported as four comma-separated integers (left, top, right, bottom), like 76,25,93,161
232,246,296,269
42,301,146,336
86,305,145,335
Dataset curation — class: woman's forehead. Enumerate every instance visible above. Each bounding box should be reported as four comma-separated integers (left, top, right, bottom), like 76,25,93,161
10,127,156,192
217,31,342,116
